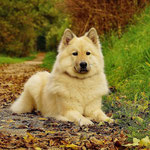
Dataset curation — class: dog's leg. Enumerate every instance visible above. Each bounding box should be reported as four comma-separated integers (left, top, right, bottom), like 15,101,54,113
89,109,113,123
10,89,34,114
85,99,114,123
55,115,69,121
64,110,93,126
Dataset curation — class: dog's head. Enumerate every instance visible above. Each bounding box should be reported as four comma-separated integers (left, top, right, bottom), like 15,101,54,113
55,28,104,79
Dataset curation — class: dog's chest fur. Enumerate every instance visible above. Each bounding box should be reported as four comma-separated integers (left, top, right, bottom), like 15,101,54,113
52,73,108,106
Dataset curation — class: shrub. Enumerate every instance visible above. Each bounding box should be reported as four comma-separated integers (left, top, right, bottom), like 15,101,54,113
0,0,69,56
63,0,148,36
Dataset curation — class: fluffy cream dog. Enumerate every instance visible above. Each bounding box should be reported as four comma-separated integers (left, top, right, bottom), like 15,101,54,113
10,28,113,125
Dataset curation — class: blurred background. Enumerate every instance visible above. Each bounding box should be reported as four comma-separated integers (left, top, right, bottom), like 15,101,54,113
0,0,148,57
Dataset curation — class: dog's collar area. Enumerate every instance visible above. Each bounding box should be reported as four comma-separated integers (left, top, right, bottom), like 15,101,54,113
64,71,99,80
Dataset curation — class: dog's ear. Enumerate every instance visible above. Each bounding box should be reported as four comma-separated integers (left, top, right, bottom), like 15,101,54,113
85,28,99,47
62,29,75,45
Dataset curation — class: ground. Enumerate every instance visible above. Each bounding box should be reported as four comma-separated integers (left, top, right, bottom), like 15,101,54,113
0,53,136,149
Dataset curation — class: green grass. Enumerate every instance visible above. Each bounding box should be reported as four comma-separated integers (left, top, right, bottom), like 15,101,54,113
102,6,150,141
41,6,150,144
0,55,36,64
41,51,56,71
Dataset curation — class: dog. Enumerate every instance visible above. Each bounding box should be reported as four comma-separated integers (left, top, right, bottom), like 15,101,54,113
10,28,113,125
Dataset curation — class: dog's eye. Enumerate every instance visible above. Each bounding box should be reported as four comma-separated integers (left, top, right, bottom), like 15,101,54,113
86,52,91,55
72,52,78,56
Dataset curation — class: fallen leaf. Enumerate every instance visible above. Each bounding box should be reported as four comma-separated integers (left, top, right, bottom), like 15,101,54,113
90,137,103,145
38,118,47,121
139,136,150,147
34,147,41,150
60,144,79,149
45,131,56,134
124,138,140,146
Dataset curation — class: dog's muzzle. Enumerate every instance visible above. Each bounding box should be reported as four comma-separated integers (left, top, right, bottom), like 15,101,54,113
74,61,88,74
79,61,88,73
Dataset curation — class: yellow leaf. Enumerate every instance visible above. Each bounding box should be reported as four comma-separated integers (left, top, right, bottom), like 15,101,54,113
65,144,78,148
35,147,41,150
141,92,146,97
90,137,103,145
139,136,150,147
98,121,105,126
133,138,140,145
24,132,36,143
27,132,34,139
60,144,78,149
38,118,47,120
124,138,140,146
45,131,56,134
134,94,138,102
111,103,114,107
116,96,119,100
6,119,14,123
136,116,143,123
145,62,150,67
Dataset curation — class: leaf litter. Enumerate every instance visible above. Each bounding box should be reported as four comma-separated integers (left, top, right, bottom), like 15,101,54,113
0,58,148,149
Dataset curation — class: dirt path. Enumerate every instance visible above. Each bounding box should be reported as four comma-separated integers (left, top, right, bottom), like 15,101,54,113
0,53,47,134
0,54,127,149
0,53,46,109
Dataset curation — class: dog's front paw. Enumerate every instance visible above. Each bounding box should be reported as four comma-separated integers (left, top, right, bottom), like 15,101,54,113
79,118,93,126
97,115,114,123
104,117,114,123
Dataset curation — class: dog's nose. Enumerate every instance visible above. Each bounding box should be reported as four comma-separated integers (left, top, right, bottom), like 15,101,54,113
80,62,87,68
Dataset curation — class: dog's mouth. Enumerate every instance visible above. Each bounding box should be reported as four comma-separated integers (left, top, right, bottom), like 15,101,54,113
74,67,89,74
79,68,88,74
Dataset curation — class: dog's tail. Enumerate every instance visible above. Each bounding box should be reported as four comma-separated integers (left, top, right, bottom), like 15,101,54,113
10,89,34,114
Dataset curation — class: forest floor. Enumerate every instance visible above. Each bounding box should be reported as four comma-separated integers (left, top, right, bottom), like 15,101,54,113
0,53,136,149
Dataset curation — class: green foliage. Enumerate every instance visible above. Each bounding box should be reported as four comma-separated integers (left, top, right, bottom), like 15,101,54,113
41,51,56,70
0,0,36,56
0,0,70,56
102,6,150,140
103,6,150,99
46,17,70,51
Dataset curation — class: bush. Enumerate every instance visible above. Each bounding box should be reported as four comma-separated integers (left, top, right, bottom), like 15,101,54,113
0,0,70,56
0,0,36,56
63,0,148,36
45,3,70,51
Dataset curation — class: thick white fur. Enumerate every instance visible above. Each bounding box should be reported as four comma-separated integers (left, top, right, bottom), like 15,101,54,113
10,28,113,125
